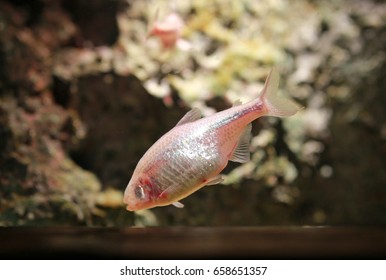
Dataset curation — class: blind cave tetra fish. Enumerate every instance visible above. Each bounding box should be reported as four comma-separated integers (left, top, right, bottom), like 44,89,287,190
123,69,301,211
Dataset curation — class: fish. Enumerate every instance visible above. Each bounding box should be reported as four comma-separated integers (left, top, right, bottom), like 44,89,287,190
147,10,185,49
123,69,301,211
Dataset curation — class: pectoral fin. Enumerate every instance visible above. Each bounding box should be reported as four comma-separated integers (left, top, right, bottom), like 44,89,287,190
172,201,184,208
229,124,252,163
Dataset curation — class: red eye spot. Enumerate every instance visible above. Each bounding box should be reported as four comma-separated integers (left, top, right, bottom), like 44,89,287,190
139,177,162,200
134,185,147,200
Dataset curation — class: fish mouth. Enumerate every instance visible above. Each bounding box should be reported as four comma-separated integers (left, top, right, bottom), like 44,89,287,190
125,201,141,211
123,192,153,211
125,200,151,211
123,196,136,211
126,205,136,211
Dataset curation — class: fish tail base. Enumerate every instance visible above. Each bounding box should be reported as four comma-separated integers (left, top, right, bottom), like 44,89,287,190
262,68,302,117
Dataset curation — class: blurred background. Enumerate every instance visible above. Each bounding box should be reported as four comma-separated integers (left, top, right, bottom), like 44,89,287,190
0,0,385,227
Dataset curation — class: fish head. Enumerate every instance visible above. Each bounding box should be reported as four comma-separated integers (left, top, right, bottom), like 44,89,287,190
123,173,161,211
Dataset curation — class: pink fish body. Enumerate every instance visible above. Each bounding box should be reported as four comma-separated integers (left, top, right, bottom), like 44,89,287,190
148,12,184,49
123,69,301,211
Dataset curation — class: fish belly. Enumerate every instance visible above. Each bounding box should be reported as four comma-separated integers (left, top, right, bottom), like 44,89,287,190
153,126,226,202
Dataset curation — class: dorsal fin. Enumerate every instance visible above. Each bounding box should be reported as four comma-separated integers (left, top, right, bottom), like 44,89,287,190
232,99,242,106
229,124,252,163
175,108,201,126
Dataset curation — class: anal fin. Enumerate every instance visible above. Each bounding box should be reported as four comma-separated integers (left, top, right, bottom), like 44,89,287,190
229,124,252,163
205,175,224,186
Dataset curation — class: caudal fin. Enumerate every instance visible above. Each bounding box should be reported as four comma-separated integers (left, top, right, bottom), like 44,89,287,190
261,68,302,117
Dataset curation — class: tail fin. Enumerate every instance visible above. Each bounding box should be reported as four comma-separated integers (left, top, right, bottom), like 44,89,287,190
261,68,302,117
